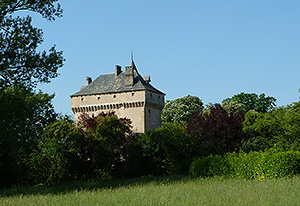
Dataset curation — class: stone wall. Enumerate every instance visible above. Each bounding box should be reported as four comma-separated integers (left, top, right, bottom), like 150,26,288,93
71,90,164,133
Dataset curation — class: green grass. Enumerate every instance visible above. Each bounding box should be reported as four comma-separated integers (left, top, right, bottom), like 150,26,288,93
1,175,300,205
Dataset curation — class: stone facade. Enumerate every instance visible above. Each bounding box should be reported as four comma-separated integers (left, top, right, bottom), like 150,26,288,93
70,59,165,133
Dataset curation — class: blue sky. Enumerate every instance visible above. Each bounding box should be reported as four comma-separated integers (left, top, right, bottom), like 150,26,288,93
28,0,300,116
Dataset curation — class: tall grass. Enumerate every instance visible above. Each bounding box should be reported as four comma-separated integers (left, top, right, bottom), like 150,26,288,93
1,176,300,205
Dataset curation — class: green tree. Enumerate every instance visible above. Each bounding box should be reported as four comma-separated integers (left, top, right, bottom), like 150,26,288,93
30,120,84,184
0,0,63,187
138,123,189,175
161,95,204,124
0,85,57,187
0,0,64,88
223,92,276,113
80,113,135,178
242,102,300,152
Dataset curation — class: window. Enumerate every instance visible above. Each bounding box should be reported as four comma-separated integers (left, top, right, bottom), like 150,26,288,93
151,123,155,130
98,96,101,100
132,93,135,96
113,95,116,98
81,98,84,101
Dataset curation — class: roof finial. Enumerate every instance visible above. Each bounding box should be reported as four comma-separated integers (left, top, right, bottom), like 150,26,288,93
130,51,136,68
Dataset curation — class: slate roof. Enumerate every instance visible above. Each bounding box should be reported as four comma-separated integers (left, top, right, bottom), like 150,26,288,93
71,61,165,97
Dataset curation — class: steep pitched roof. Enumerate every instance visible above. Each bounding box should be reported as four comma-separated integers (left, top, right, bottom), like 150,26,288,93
71,61,165,97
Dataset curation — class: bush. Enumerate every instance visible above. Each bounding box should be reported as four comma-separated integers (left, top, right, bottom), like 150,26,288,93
189,151,300,180
189,155,232,178
30,120,84,184
242,103,300,152
263,151,300,178
138,123,191,175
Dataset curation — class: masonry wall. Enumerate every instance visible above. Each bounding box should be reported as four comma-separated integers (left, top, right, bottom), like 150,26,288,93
71,90,146,133
71,90,165,133
144,90,165,130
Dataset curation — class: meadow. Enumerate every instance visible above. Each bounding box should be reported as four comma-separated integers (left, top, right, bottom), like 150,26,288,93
1,175,300,206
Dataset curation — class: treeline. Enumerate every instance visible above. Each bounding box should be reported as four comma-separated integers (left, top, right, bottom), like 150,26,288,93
2,91,300,187
141,94,300,176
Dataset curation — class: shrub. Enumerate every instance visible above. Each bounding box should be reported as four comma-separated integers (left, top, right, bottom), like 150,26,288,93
189,155,232,178
242,102,300,152
138,123,190,175
189,151,300,180
263,151,300,178
30,120,84,184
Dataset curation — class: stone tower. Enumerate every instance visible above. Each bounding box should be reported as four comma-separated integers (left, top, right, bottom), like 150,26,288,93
70,58,165,133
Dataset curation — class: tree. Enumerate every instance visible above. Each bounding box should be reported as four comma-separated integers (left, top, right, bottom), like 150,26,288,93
223,92,276,113
76,112,137,178
0,0,64,88
0,85,57,187
0,0,63,187
138,123,190,175
161,95,204,125
242,102,300,152
187,103,244,154
30,120,84,184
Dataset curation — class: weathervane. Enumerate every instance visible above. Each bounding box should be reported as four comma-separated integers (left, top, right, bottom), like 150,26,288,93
131,51,133,61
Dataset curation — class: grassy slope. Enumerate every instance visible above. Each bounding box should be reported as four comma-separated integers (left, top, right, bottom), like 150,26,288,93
1,176,299,205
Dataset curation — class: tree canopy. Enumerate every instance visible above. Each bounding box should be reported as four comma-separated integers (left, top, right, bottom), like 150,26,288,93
0,0,64,88
0,85,57,187
161,95,204,124
223,92,276,113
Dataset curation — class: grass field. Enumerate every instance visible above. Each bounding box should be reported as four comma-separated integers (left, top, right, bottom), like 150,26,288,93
1,175,299,205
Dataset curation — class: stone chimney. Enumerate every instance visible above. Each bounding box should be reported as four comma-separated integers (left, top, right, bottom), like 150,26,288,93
86,77,92,85
125,66,134,87
115,65,122,77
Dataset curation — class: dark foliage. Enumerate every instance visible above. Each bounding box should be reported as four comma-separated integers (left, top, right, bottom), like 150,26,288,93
187,103,245,154
30,121,85,184
138,123,193,175
0,85,57,187
77,111,132,134
76,112,143,179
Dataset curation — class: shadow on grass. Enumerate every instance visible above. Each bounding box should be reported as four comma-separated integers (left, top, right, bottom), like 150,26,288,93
0,175,191,197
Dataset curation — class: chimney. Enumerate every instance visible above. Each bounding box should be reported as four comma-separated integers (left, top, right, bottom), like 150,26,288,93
125,66,134,87
86,77,92,85
115,65,122,77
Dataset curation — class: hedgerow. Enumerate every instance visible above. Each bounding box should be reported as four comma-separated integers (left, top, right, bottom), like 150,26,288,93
189,151,300,180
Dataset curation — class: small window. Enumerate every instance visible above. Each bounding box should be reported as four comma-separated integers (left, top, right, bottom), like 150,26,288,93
148,109,151,113
113,95,116,98
97,96,101,100
132,93,135,96
158,95,160,99
81,98,84,101
151,123,155,130
150,93,153,98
